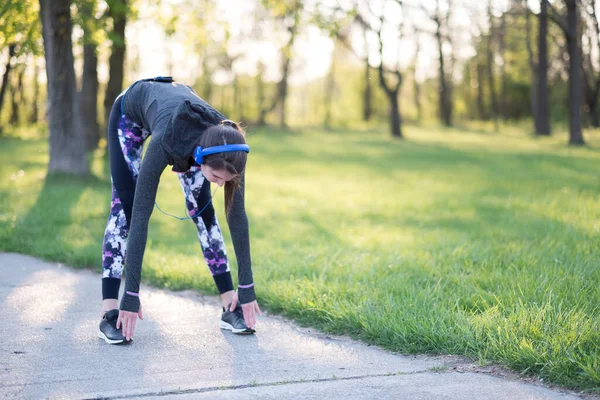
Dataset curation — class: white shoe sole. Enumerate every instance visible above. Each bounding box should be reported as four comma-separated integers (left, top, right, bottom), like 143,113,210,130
219,320,255,334
98,330,127,344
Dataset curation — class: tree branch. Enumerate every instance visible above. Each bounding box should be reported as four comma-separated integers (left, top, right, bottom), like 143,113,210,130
525,0,538,72
346,11,404,75
547,1,568,33
549,27,569,67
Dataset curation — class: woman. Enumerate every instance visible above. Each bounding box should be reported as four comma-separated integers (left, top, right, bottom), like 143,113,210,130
99,77,260,344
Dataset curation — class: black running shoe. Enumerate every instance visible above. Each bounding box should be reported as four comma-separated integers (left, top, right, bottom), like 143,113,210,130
220,303,255,334
98,309,131,345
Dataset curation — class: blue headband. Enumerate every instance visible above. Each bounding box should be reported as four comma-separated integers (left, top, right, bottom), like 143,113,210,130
193,144,250,165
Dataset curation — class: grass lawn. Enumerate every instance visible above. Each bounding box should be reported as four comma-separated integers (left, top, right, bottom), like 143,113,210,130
1,123,599,392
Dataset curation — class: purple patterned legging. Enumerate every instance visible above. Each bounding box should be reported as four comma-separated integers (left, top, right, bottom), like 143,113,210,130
101,98,230,293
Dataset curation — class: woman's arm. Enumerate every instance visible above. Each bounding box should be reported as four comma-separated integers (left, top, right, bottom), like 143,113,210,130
226,172,255,304
120,141,169,312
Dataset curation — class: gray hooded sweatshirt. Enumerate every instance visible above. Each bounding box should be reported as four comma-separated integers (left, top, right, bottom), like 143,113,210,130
119,80,254,313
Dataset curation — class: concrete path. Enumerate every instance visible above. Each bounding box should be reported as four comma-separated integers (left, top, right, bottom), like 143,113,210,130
0,253,591,400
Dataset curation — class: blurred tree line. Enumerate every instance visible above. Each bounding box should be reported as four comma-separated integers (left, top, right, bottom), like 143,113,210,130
0,0,598,176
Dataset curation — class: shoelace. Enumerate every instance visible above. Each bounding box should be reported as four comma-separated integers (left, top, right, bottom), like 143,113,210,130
233,306,244,318
104,312,119,325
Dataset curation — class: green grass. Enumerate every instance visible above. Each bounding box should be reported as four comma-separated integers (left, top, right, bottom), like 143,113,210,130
1,123,599,392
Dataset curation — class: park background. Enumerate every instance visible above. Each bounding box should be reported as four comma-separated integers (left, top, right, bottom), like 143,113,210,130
1,0,599,393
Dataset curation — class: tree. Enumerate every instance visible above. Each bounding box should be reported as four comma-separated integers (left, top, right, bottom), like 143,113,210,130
410,38,422,123
550,0,584,145
356,1,404,138
487,0,499,130
103,0,127,127
0,0,41,125
29,58,40,123
74,0,101,151
362,25,373,121
419,0,454,126
432,0,452,126
498,7,508,118
39,0,89,175
260,0,304,128
527,0,551,135
581,0,600,127
323,41,337,128
9,64,24,124
0,44,17,123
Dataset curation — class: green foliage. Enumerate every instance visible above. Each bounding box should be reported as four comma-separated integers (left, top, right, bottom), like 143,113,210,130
2,124,600,391
72,0,107,46
461,4,574,124
0,0,41,56
262,0,303,19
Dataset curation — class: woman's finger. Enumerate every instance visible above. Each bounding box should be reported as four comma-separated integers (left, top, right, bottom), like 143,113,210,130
229,292,239,312
122,317,128,340
116,313,122,330
130,319,136,339
244,307,255,329
126,317,132,340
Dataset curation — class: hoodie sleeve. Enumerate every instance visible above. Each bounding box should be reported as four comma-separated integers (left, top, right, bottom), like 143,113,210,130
226,173,255,304
120,140,170,313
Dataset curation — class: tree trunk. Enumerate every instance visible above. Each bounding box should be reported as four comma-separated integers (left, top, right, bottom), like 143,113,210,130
0,43,17,120
476,61,487,120
8,83,17,125
363,58,373,121
256,61,266,126
103,0,127,127
277,46,291,128
531,74,539,132
412,40,422,123
261,9,298,128
499,10,508,118
78,0,100,150
39,0,89,176
486,35,498,128
81,42,99,151
414,76,422,123
374,15,403,138
220,84,225,114
487,1,498,130
566,0,584,145
525,0,541,133
362,27,372,122
436,16,451,126
324,52,335,128
30,58,39,124
582,0,600,128
536,0,551,135
9,66,24,125
233,74,241,119
201,57,213,103
589,99,600,127
388,93,402,137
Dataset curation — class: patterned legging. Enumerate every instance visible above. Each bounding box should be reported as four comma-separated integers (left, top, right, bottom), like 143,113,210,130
101,95,232,300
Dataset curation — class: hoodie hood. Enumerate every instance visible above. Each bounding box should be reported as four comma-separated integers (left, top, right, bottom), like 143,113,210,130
160,99,226,172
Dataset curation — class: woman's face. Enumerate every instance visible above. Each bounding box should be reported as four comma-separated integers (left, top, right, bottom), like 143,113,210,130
201,164,235,187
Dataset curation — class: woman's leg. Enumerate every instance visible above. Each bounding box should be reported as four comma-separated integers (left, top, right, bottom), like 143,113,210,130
101,96,149,312
177,168,235,308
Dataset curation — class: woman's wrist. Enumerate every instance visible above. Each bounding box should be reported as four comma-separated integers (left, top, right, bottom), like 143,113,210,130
120,291,141,312
237,285,256,304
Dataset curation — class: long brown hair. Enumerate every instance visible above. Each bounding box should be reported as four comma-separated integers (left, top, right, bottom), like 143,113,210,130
197,120,248,214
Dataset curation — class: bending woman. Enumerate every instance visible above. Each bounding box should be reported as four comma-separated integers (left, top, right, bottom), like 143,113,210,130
99,77,260,344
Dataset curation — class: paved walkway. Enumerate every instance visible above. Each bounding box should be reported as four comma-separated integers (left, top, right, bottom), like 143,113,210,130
0,253,591,399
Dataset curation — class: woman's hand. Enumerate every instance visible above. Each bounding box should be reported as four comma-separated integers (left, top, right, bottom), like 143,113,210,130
117,304,144,341
230,291,261,329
